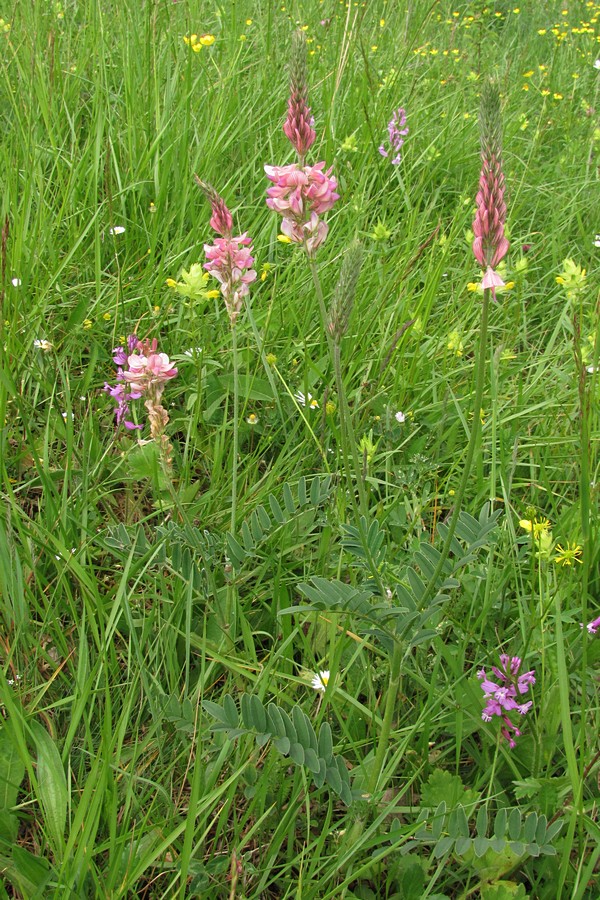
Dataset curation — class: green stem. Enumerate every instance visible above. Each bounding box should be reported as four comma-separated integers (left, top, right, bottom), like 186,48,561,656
365,640,403,796
419,287,491,608
230,324,239,535
308,254,369,518
224,324,239,641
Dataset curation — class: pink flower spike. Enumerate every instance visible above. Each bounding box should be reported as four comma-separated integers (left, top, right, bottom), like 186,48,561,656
472,82,509,277
283,31,317,160
194,176,234,237
265,162,338,254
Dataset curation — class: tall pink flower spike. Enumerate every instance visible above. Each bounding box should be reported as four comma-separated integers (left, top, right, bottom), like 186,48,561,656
264,31,339,255
195,177,257,327
472,82,509,297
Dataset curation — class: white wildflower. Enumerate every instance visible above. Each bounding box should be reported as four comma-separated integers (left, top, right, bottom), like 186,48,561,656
295,391,319,409
311,670,330,692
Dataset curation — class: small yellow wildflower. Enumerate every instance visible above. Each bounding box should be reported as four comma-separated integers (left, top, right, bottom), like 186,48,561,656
553,542,583,566
556,258,586,300
205,289,220,299
447,330,464,357
103,312,112,321
519,518,552,538
83,319,93,330
277,234,292,244
199,34,215,46
265,353,277,366
246,413,259,425
260,262,274,281
325,400,336,415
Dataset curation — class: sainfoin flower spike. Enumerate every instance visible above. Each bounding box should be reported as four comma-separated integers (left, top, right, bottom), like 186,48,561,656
196,177,257,326
265,162,339,254
477,654,535,749
472,81,509,296
105,335,178,463
283,30,316,160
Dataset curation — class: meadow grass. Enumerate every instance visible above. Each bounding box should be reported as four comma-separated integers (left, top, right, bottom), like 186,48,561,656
0,0,599,897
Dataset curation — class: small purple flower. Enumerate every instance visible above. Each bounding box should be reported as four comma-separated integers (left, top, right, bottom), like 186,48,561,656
581,615,600,635
379,107,408,165
478,654,535,749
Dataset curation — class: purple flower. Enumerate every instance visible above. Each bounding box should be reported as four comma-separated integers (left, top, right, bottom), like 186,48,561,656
581,615,600,635
478,654,535,749
379,107,408,165
105,334,177,430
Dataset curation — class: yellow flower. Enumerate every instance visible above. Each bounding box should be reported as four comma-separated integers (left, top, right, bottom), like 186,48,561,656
83,319,93,330
277,234,292,244
246,413,259,425
325,400,336,415
205,289,220,299
260,262,274,281
556,258,586,300
553,542,583,566
103,312,112,321
265,353,277,366
447,330,464,356
199,33,215,46
519,517,552,538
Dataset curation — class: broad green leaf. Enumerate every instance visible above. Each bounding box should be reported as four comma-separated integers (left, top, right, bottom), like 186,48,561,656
0,727,25,812
30,721,67,858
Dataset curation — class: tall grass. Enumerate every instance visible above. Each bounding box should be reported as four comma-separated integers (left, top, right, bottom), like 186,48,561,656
0,1,598,897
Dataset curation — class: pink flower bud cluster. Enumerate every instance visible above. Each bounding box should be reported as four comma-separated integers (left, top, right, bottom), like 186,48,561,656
472,161,509,274
198,182,257,327
472,83,509,295
204,234,257,326
264,162,339,254
283,90,316,160
105,334,177,431
477,654,535,749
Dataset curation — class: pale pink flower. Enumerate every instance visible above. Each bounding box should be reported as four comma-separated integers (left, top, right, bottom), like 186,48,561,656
264,162,339,254
203,234,257,326
196,178,257,326
105,335,177,437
